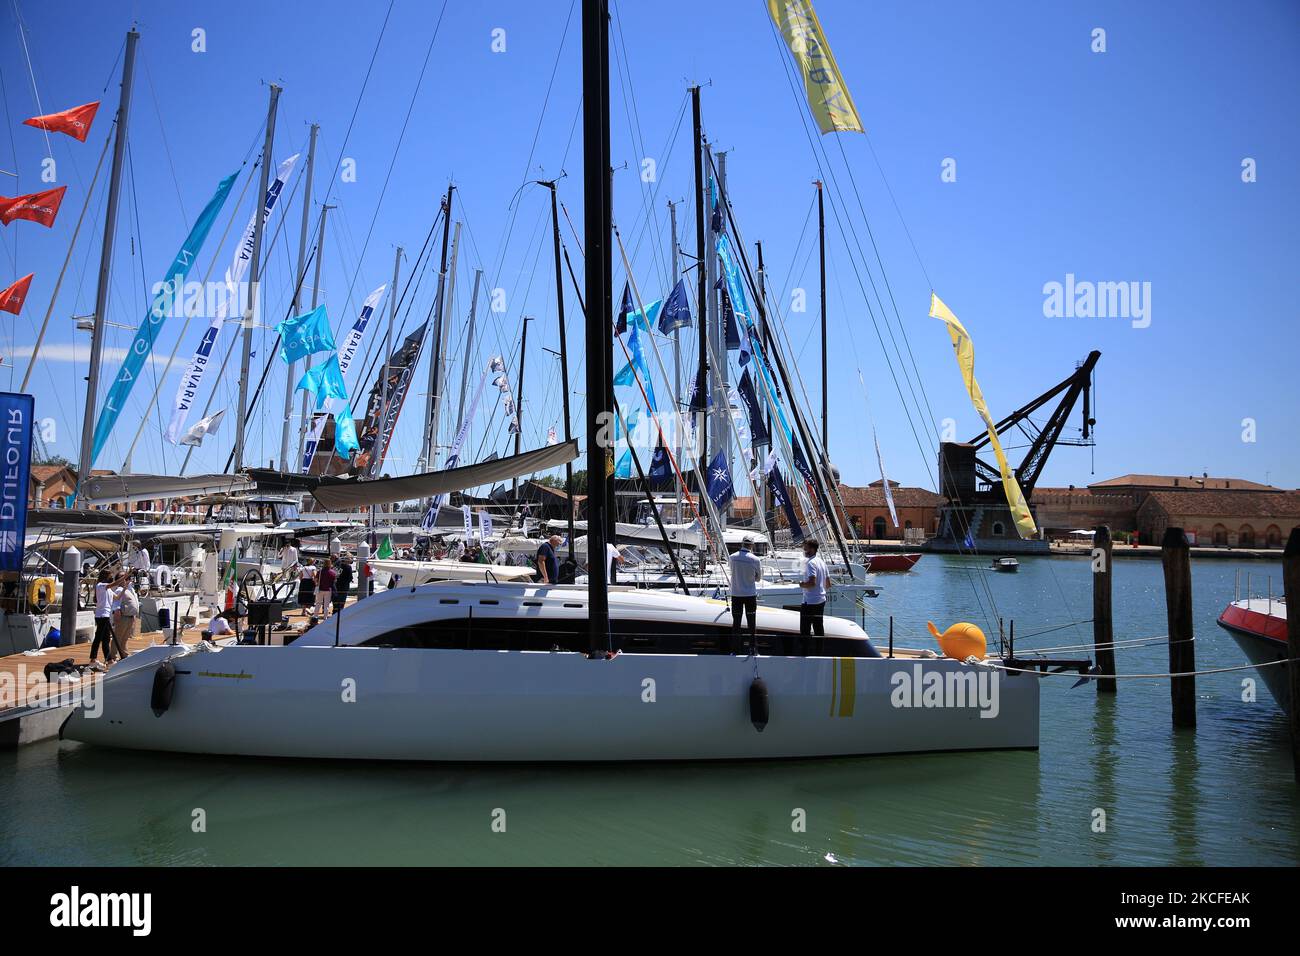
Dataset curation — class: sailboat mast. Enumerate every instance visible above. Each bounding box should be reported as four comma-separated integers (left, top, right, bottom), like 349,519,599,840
690,84,706,479
76,28,138,498
541,181,576,558
583,0,613,653
380,244,402,473
455,269,481,430
816,179,827,454
295,202,332,470
512,315,534,495
281,122,318,472
234,83,281,473
668,197,682,521
420,183,455,475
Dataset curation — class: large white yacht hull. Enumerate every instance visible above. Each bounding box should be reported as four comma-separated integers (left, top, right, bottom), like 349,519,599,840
62,643,1038,761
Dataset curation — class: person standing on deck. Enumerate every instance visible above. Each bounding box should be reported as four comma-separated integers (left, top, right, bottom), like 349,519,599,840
111,574,140,659
89,569,123,665
798,539,829,655
536,534,561,584
278,539,300,581
728,536,762,655
316,559,337,617
333,555,354,614
297,560,318,613
606,542,625,584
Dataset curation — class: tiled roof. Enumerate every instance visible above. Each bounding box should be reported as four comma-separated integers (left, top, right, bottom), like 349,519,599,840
31,464,74,482
1090,474,1277,492
837,484,946,508
1139,490,1300,520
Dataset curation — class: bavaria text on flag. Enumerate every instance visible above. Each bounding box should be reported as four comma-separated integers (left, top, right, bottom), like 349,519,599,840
90,171,238,467
0,186,67,227
0,273,34,315
929,292,1037,538
705,450,735,509
24,101,100,142
767,0,864,135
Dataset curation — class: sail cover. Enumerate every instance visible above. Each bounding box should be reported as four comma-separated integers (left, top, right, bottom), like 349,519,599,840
82,473,256,506
310,440,579,510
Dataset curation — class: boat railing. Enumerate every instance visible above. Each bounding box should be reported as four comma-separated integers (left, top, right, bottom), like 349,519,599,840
1235,568,1285,615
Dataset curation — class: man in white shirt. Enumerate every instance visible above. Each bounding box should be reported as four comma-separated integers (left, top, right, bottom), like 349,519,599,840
278,540,300,579
127,543,151,577
728,536,763,655
798,538,830,655
606,542,625,584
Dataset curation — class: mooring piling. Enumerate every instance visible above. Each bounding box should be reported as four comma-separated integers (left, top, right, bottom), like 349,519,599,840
1161,527,1196,728
1283,527,1300,783
1092,525,1117,693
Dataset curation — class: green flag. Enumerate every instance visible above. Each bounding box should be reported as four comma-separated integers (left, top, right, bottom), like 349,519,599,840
377,536,394,559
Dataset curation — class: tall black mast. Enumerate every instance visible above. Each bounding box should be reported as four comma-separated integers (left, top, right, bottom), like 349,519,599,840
540,180,577,559
582,0,613,654
691,85,707,476
816,180,827,453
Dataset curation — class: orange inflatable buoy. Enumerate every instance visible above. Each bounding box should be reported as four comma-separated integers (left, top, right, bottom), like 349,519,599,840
927,621,987,661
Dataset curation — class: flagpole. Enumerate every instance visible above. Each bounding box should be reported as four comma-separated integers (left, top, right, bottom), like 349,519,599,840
75,28,137,500
295,202,333,472
234,83,281,473
281,122,318,472
419,183,455,478
668,198,682,526
690,85,707,489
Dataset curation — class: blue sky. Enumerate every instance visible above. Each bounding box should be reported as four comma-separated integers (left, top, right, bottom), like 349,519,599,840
1,0,1296,492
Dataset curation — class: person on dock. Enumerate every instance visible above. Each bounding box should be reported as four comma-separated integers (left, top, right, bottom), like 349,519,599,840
333,555,353,614
728,536,762,655
536,534,561,584
278,539,300,580
111,574,140,659
297,560,317,614
89,568,123,666
798,539,829,655
316,559,337,617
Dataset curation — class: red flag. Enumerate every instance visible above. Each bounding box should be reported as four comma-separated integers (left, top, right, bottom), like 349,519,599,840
0,186,67,227
23,101,100,142
0,273,33,315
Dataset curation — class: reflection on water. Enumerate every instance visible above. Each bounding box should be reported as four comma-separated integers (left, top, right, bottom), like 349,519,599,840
2,555,1298,866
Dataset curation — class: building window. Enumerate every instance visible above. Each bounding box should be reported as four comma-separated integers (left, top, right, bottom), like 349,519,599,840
1266,525,1282,548
1239,525,1255,548
1212,524,1228,546
992,521,1005,536
872,516,887,539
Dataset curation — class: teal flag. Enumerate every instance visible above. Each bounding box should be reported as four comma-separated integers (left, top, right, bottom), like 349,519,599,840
276,304,336,364
89,171,238,466
296,353,348,409
334,402,359,458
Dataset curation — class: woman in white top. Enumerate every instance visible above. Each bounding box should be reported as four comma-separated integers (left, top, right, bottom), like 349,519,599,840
111,578,140,658
90,569,124,664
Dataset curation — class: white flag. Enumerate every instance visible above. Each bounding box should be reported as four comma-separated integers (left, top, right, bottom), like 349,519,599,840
479,510,494,541
178,408,227,447
462,504,473,540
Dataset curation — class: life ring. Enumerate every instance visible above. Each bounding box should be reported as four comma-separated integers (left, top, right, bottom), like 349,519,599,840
28,576,57,611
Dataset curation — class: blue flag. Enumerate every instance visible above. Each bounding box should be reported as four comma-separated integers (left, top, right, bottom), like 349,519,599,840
89,171,238,467
649,437,670,482
296,353,348,409
0,392,33,571
705,450,734,509
334,402,359,459
612,323,657,412
277,304,336,364
615,282,634,335
770,467,804,544
658,278,692,333
736,368,770,445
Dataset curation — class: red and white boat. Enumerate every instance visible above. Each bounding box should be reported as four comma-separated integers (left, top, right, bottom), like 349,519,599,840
1216,577,1290,714
863,552,922,573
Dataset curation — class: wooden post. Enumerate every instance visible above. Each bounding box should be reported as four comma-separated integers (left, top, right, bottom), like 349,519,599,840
1161,527,1196,728
1282,527,1300,782
1092,525,1117,693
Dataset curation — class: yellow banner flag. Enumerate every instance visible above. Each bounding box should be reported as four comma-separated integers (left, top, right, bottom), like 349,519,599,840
767,0,864,135
929,292,1038,539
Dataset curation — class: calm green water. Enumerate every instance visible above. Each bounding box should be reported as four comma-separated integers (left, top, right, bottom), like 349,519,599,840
2,555,1297,866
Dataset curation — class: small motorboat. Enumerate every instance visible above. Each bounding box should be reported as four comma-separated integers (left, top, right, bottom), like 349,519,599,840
992,557,1020,573
862,552,921,573
1217,590,1290,714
